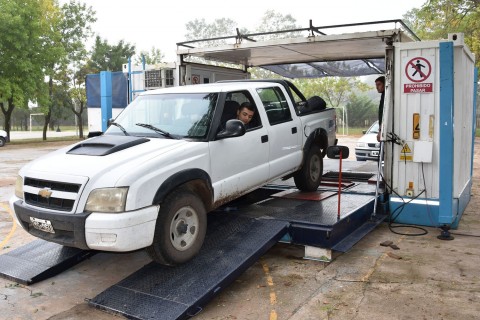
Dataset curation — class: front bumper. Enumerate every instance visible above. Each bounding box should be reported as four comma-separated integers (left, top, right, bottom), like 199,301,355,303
10,198,159,252
355,147,380,161
12,199,90,249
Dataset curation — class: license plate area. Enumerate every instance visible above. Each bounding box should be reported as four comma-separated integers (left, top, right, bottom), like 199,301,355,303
30,217,55,234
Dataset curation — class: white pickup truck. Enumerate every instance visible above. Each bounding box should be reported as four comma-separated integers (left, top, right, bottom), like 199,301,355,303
10,80,336,265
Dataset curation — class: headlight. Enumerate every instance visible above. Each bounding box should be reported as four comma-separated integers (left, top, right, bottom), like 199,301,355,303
85,187,128,213
15,176,24,199
356,142,367,147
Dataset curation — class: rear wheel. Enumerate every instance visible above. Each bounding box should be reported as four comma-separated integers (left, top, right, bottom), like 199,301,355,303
147,190,207,265
294,145,323,192
0,137,5,147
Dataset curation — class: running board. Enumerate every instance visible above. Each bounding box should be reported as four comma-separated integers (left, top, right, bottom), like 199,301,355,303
331,214,387,252
0,240,95,285
89,214,289,320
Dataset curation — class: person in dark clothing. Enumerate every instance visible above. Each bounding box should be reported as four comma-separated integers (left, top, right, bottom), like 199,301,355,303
375,76,385,142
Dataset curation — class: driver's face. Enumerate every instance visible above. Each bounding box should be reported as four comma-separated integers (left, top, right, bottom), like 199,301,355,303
237,108,254,124
376,81,385,93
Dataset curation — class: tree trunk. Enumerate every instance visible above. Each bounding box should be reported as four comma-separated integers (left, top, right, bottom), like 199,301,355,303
0,97,15,142
43,77,54,141
72,100,85,139
42,110,51,141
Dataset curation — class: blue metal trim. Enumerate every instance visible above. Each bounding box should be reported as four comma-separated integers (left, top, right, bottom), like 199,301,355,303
100,71,112,132
438,42,454,225
128,57,132,103
471,68,478,177
389,196,440,227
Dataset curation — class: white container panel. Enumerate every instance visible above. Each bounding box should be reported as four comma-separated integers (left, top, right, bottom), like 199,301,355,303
452,46,475,196
392,44,440,198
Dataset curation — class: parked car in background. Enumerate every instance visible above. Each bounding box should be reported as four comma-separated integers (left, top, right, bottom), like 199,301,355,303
0,130,7,147
355,121,380,161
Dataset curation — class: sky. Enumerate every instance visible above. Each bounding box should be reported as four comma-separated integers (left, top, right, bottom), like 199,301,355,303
65,0,427,61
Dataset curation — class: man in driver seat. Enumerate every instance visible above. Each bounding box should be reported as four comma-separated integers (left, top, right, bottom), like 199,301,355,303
236,102,256,129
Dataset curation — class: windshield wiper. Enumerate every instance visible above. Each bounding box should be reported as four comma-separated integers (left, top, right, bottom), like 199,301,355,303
135,123,177,139
110,122,129,136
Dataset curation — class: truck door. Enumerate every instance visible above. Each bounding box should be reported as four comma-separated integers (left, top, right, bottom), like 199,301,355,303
255,86,302,180
209,91,269,202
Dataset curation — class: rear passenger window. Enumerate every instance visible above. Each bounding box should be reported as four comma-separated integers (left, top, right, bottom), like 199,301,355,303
256,87,292,125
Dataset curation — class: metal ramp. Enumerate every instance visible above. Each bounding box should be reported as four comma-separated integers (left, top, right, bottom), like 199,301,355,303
0,239,95,285
89,213,289,320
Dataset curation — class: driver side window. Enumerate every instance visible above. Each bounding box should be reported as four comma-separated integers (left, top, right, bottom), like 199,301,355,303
221,91,262,131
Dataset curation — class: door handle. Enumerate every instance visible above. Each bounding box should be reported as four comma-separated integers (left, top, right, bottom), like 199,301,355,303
291,127,297,134
261,135,268,143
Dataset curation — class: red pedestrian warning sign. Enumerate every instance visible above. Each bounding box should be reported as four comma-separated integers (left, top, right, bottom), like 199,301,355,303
402,56,434,94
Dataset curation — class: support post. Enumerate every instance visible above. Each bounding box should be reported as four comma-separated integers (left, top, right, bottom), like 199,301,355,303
438,42,454,225
100,71,112,132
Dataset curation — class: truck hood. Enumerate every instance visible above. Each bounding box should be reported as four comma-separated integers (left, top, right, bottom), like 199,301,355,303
20,135,189,179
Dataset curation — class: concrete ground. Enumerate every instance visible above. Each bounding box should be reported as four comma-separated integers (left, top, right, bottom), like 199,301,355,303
0,138,479,320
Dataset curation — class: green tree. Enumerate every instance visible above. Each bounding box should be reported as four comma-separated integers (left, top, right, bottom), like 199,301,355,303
345,94,377,127
57,0,96,139
135,47,165,65
39,0,96,140
404,0,480,68
87,36,136,73
185,18,246,47
0,0,56,140
255,10,302,41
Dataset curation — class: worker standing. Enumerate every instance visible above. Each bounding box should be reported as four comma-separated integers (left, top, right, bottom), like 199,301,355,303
375,76,385,142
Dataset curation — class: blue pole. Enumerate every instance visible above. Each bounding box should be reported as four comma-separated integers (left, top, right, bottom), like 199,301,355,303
438,42,454,225
100,71,112,132
128,57,132,103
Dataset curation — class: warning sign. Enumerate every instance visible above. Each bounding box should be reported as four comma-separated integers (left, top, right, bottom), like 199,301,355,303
399,143,413,161
402,56,434,94
401,143,412,153
191,74,200,84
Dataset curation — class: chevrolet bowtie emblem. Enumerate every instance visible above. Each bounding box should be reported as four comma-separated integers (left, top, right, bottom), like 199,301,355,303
38,188,52,199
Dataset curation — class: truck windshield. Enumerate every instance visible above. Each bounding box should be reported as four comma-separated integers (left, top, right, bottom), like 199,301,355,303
105,93,218,139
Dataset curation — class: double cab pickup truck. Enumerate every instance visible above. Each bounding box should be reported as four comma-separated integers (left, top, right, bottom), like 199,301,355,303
10,80,336,265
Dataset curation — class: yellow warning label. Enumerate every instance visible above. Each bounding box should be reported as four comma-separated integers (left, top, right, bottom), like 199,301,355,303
413,113,420,139
401,143,412,153
399,143,413,161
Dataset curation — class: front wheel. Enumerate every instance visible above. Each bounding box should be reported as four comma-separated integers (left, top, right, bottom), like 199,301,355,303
294,145,323,192
0,137,5,147
147,190,207,265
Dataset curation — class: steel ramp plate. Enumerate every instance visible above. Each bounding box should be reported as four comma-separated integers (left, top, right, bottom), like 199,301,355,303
271,189,337,201
89,214,289,320
0,239,95,285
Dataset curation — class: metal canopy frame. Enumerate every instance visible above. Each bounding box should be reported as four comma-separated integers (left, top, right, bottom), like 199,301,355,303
177,20,419,78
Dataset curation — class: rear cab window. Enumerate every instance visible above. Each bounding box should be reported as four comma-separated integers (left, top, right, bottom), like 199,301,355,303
256,86,293,125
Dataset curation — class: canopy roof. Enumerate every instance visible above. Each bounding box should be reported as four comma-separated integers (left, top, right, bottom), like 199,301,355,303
177,20,417,78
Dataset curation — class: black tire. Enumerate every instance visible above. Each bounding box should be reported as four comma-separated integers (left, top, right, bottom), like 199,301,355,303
294,145,323,192
0,137,5,147
147,190,207,265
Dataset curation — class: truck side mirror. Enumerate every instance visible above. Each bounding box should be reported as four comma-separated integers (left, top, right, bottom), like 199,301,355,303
327,145,349,159
216,119,246,140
